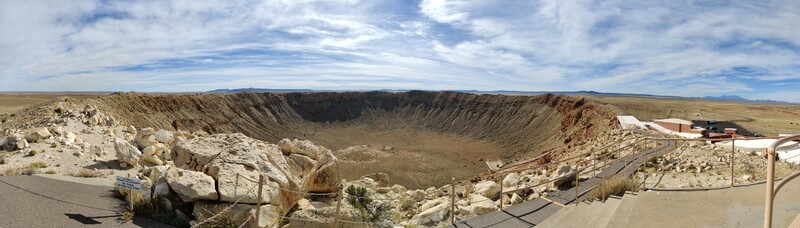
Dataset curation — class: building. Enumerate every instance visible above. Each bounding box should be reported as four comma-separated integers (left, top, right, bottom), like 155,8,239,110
724,128,737,136
653,118,707,136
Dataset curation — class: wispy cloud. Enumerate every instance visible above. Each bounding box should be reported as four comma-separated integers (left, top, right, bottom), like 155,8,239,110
1,0,799,101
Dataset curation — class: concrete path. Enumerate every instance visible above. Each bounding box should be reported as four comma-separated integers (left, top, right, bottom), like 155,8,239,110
451,140,674,227
0,175,171,228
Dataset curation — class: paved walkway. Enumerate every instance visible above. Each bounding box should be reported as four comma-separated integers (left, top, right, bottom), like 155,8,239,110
0,175,171,228
452,140,674,227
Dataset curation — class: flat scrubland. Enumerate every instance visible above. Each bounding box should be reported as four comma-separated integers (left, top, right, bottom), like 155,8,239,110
0,93,107,114
585,95,800,136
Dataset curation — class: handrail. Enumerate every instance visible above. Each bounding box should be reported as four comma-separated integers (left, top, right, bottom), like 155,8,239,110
764,134,800,228
497,137,645,176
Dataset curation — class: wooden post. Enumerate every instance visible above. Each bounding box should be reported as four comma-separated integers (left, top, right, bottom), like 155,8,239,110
450,178,456,225
333,184,343,228
127,173,133,212
731,140,736,187
254,175,264,228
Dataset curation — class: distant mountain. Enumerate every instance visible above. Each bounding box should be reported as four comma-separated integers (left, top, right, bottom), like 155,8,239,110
209,88,791,103
209,88,314,93
703,95,787,103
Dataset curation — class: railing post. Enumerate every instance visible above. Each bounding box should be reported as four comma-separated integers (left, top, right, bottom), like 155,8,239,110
731,140,735,187
254,175,264,228
235,173,239,197
450,178,456,225
499,174,504,210
575,164,580,204
334,184,343,228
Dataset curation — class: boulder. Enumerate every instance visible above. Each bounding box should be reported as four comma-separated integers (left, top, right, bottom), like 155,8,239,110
114,140,142,167
361,172,390,187
136,133,157,149
125,125,137,134
62,131,77,146
287,202,365,228
467,194,497,215
408,189,426,202
409,201,450,225
165,169,218,202
502,173,520,187
25,128,52,143
278,138,296,154
1,133,29,151
194,201,281,228
171,133,340,213
391,184,407,193
510,193,523,205
474,181,501,199
155,130,174,144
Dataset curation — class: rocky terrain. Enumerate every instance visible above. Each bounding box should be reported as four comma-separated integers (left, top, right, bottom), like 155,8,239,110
2,91,796,227
3,91,619,188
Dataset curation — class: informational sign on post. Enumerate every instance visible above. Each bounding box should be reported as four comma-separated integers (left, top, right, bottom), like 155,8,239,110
115,176,142,191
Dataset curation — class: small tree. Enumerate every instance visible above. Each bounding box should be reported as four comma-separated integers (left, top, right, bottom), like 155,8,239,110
346,185,390,222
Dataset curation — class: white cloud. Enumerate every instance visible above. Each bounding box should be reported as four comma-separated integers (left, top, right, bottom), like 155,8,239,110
0,0,798,99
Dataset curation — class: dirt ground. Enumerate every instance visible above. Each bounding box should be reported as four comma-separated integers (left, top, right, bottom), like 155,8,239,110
0,93,107,115
585,95,800,136
306,121,502,189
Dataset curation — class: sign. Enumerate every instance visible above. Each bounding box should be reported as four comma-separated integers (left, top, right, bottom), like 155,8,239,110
115,176,142,191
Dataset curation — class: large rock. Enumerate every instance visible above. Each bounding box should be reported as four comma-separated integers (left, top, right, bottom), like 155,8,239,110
165,169,218,202
474,181,501,199
409,201,450,226
194,201,281,228
25,128,52,143
286,202,365,228
467,194,498,215
155,130,174,144
502,173,520,187
361,173,390,187
171,133,341,215
114,140,142,167
1,133,29,151
135,128,157,148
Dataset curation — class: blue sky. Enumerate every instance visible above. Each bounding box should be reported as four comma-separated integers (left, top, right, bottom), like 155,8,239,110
1,0,799,102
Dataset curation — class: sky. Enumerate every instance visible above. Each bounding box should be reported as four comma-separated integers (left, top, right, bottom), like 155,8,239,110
1,1,799,102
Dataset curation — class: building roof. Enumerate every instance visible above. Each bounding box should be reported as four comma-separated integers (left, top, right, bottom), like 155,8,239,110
654,118,693,125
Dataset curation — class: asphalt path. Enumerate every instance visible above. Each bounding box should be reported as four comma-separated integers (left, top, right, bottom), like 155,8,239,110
0,175,171,228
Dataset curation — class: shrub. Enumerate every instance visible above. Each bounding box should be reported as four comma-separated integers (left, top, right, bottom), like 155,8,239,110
68,169,107,178
29,162,48,169
119,190,189,227
26,150,38,157
589,177,639,202
346,185,391,222
45,170,56,174
53,106,63,114
2,164,43,176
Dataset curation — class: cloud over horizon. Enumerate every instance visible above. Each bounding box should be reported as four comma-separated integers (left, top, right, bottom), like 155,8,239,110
1,0,799,101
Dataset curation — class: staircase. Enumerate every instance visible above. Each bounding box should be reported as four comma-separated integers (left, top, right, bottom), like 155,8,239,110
537,191,637,228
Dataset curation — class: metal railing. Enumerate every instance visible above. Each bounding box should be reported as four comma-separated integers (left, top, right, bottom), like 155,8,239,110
764,134,800,228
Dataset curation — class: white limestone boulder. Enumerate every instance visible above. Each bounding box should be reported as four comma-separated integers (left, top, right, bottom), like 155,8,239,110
165,169,218,202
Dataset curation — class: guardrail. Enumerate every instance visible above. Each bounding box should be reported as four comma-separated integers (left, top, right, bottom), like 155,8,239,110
764,134,800,228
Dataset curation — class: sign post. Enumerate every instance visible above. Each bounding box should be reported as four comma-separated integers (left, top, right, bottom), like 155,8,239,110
116,175,142,212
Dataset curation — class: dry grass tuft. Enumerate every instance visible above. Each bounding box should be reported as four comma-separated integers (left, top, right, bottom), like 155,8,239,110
589,177,639,202
67,169,107,178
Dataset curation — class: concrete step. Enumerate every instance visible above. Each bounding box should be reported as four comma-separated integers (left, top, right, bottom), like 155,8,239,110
548,202,592,228
605,192,639,228
536,204,577,227
561,201,604,228
586,196,623,228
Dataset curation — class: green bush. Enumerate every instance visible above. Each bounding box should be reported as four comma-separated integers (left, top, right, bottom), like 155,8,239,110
346,185,391,222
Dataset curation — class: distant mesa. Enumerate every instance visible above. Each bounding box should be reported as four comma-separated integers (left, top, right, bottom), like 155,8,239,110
703,95,787,103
